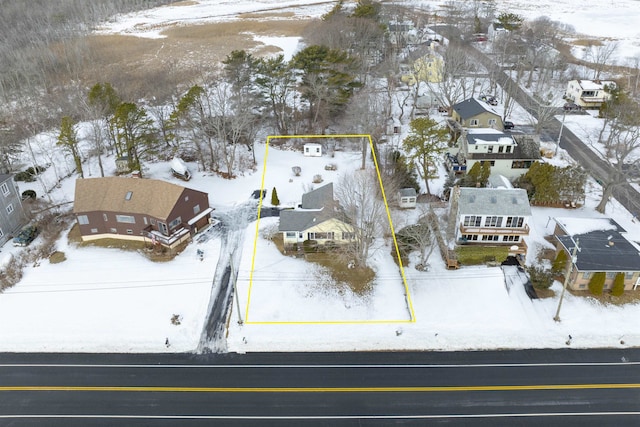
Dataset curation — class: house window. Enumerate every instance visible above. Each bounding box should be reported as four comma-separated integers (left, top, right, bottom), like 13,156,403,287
299,232,303,239
505,216,524,228
606,272,615,279
342,232,355,240
484,216,502,227
469,119,479,126
512,160,533,169
193,204,201,215
487,146,493,153
308,232,334,240
316,147,320,153
110,228,117,233
488,119,496,127
185,196,189,202
503,235,520,242
305,147,310,153
116,215,135,224
6,203,13,214
463,234,478,241
505,146,512,153
393,126,400,134
150,218,156,225
498,146,504,153
125,191,133,201
579,284,586,289
285,232,296,238
103,213,108,221
169,216,182,230
463,216,482,227
126,229,133,235
91,228,98,233
158,222,168,234
0,182,9,196
582,272,592,279
77,215,89,225
625,272,635,279
481,235,499,241
143,217,148,225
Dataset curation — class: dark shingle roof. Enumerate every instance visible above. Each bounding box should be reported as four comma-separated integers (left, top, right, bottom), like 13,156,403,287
452,98,500,119
301,183,334,209
557,229,640,272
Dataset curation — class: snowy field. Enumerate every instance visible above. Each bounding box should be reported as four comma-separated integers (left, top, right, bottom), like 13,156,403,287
1,0,640,353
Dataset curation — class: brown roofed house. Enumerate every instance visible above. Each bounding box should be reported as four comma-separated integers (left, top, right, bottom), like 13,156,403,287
73,177,212,248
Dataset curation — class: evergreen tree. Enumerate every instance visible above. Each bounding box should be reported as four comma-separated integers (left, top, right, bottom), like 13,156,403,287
402,117,448,195
271,187,280,206
464,162,483,187
110,102,156,175
588,272,606,295
57,116,83,178
480,161,491,185
611,273,625,296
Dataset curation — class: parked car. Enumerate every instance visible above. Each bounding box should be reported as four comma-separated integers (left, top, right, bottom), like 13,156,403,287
12,225,39,247
563,102,581,112
503,121,515,130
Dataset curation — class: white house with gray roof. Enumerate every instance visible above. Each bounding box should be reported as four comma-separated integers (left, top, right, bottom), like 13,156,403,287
553,217,640,292
446,129,540,180
278,183,355,249
453,187,531,250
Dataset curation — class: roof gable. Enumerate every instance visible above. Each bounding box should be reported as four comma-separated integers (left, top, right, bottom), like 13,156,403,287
73,177,193,219
452,98,500,119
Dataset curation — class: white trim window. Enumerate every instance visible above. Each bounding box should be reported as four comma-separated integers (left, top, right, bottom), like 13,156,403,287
116,215,135,224
0,182,9,196
77,215,89,225
6,203,14,214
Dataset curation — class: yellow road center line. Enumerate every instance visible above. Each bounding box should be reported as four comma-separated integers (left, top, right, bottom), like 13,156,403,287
1,384,639,393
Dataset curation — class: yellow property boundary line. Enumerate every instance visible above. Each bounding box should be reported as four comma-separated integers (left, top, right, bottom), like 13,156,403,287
244,134,415,324
2,384,639,393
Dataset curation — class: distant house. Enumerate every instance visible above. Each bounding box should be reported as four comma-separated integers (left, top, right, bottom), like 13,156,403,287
303,143,322,157
450,98,504,130
278,183,355,250
488,22,508,41
445,129,540,180
564,79,616,109
398,188,417,209
0,174,28,247
402,52,444,85
387,20,418,46
554,217,640,292
453,187,531,254
73,177,212,248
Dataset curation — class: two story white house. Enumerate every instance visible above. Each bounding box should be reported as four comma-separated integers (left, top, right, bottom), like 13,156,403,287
453,187,531,253
446,129,540,181
565,79,616,109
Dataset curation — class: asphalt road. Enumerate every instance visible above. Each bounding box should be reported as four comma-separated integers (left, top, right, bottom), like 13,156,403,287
1,349,639,426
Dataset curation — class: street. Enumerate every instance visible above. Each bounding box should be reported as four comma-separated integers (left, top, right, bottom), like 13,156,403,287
1,349,639,426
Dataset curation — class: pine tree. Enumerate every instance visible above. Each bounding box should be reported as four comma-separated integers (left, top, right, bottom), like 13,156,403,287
588,272,606,295
271,187,280,206
402,117,448,194
611,273,625,296
57,116,83,178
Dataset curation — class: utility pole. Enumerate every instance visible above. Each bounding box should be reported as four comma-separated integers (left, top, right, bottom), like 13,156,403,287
554,238,580,322
555,111,566,156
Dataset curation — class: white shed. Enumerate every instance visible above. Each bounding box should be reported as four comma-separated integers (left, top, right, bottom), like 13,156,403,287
303,143,322,157
398,188,417,209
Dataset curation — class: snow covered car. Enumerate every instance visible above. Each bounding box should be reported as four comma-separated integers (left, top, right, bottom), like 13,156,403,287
12,225,39,247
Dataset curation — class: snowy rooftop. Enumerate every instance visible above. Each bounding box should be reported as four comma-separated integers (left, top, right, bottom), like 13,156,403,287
458,188,531,217
571,79,616,91
554,217,623,236
466,132,515,146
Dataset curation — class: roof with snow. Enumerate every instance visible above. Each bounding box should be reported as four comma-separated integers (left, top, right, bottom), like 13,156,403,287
569,79,616,91
452,98,501,119
458,188,531,217
399,188,417,197
466,131,515,146
554,217,623,236
279,183,344,232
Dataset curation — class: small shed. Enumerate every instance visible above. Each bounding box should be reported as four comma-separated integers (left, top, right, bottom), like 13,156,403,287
303,143,322,157
398,188,417,209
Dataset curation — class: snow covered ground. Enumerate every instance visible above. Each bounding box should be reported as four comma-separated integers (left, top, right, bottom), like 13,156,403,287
1,0,640,353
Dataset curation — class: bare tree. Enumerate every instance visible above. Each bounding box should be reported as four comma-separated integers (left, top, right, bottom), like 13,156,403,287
583,41,619,80
426,43,477,110
396,215,436,269
335,169,387,267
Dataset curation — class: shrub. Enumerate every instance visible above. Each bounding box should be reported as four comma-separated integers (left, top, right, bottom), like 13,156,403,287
302,239,318,253
552,250,568,274
292,166,301,176
49,251,66,264
14,171,36,182
588,272,606,295
611,273,625,296
312,174,323,183
271,187,280,206
527,266,553,289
